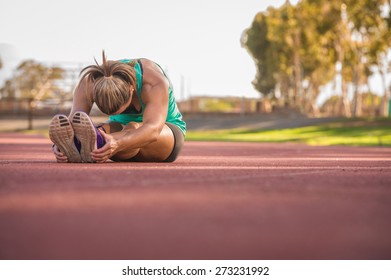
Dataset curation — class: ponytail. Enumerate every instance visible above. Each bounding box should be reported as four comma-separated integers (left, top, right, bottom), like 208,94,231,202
79,50,137,115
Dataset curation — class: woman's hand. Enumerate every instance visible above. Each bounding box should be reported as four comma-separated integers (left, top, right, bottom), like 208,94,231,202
91,129,119,163
52,144,69,163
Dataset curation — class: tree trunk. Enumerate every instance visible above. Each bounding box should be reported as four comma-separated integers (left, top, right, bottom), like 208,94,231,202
293,31,302,111
367,83,377,117
310,84,320,117
341,79,351,117
379,69,390,117
335,39,351,118
27,98,34,130
352,63,363,117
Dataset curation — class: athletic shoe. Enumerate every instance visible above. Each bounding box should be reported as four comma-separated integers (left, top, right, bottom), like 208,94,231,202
49,114,82,163
71,111,106,163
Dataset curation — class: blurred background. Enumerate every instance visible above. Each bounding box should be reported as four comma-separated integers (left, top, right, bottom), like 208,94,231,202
0,0,390,130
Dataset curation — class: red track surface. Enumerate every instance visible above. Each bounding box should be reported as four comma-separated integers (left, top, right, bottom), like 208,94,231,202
0,132,390,260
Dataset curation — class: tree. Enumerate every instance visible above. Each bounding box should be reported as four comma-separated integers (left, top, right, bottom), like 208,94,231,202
241,11,277,97
242,1,338,113
11,60,64,129
295,0,340,116
365,0,391,116
331,0,389,117
241,0,390,117
242,3,301,108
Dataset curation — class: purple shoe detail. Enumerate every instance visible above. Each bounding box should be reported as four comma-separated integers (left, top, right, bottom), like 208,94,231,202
95,127,106,149
74,136,81,152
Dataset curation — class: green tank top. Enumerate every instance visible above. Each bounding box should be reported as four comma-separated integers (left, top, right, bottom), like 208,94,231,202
109,59,186,135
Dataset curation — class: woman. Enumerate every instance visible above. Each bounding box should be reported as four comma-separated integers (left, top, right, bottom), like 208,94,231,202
49,51,186,163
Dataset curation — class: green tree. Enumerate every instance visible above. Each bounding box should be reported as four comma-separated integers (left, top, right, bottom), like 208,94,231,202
242,0,390,117
334,0,389,117
241,11,277,97
364,0,391,116
242,3,301,108
295,0,340,115
12,60,64,129
242,1,338,114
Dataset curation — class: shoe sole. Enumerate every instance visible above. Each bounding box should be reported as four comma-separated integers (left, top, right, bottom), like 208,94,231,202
49,115,82,163
71,111,97,163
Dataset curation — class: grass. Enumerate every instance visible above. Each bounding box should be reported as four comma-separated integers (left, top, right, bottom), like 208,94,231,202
186,118,391,147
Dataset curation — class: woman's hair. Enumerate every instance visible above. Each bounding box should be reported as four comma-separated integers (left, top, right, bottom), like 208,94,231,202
79,51,137,115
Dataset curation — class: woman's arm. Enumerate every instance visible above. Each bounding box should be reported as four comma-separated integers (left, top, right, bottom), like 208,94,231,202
69,76,94,117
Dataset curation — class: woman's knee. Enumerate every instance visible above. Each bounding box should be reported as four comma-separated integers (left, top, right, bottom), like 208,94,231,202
97,122,124,134
123,122,141,131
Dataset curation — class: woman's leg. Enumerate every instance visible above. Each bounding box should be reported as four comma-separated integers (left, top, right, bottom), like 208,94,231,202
162,123,185,162
106,122,175,162
98,122,124,134
131,124,175,162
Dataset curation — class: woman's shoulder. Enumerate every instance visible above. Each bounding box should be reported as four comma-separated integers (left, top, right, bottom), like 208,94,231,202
119,58,152,64
119,58,137,66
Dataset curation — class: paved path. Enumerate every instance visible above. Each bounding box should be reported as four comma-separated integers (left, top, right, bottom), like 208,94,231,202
0,132,390,260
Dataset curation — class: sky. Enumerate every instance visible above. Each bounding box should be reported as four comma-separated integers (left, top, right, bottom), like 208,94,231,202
0,0,300,100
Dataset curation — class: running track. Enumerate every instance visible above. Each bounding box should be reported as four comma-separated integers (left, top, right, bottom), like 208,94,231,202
0,132,390,260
